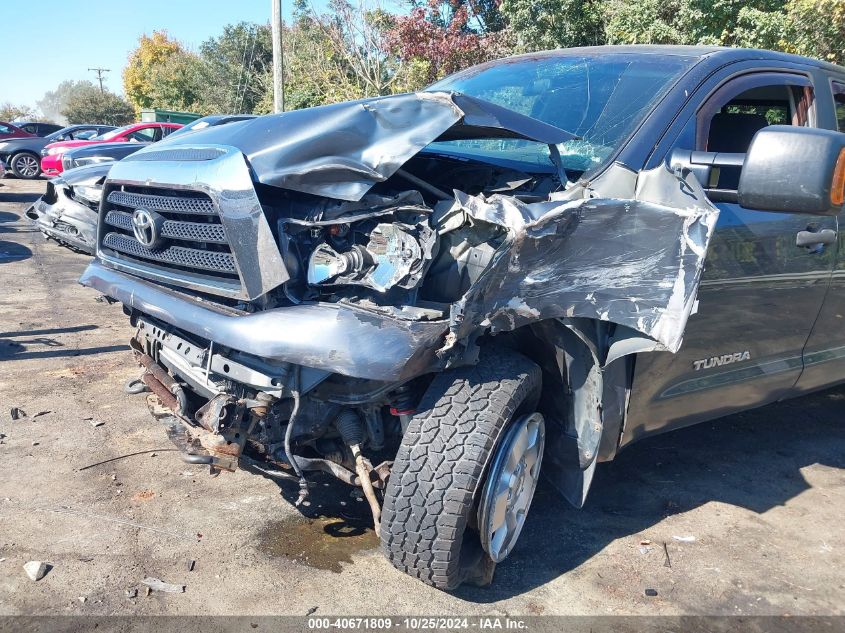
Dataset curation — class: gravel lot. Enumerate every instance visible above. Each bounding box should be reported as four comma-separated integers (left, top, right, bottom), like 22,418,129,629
0,176,843,616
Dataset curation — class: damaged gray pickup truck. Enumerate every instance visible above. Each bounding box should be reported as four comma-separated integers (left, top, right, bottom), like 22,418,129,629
80,46,845,589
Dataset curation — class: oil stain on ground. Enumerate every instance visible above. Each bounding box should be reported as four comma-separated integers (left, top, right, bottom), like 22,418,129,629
257,477,379,573
259,515,379,573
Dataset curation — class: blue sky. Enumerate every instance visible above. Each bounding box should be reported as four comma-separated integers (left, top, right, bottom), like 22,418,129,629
2,0,379,111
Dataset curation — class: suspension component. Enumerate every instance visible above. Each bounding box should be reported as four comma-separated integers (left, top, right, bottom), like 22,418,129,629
336,409,382,535
389,385,417,434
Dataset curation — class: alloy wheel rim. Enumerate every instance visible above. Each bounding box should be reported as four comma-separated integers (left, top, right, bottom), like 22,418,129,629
16,155,38,177
478,412,545,563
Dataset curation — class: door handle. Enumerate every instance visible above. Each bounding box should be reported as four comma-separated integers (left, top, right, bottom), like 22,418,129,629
796,229,837,247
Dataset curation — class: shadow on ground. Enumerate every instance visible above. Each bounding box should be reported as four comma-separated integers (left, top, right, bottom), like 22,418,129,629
457,388,845,601
0,192,41,204
0,240,32,263
248,385,845,600
0,324,128,360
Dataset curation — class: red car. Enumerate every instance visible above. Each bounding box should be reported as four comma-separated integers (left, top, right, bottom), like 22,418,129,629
0,121,36,141
40,122,182,176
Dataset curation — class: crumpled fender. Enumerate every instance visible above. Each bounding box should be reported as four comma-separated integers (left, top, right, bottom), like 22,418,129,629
433,162,719,507
442,162,719,356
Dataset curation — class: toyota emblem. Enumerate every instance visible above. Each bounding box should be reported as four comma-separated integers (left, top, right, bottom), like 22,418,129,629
132,208,166,249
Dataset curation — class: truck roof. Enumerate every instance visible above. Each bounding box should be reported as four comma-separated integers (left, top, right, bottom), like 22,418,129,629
493,45,845,76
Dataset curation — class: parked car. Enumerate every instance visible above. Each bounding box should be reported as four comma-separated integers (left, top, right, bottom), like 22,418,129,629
0,121,35,141
40,122,182,177
0,124,115,179
28,115,257,254
60,115,255,171
61,141,151,172
80,45,845,590
25,163,109,253
13,121,64,137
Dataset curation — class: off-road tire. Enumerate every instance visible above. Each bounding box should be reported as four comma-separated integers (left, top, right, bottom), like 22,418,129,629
380,347,541,590
10,152,41,179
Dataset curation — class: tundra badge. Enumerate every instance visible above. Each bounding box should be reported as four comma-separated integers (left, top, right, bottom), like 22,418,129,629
693,351,751,371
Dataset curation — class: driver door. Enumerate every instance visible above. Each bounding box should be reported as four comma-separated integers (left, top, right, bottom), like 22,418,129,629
625,71,836,440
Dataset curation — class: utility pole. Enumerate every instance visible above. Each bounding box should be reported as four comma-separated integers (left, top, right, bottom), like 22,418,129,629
271,0,284,113
88,67,110,93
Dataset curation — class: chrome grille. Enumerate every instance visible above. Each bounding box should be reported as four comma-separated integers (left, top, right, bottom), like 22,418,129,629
97,145,289,301
103,232,237,274
104,210,228,244
100,186,239,283
107,190,216,215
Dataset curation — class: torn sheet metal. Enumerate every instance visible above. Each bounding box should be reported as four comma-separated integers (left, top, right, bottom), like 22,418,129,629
144,92,575,202
446,163,719,353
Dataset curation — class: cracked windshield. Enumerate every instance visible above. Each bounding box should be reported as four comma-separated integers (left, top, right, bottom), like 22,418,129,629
429,54,695,177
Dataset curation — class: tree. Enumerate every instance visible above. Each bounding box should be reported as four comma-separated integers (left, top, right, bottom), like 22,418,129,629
308,0,402,98
199,22,274,114
500,0,606,51
275,10,351,109
0,103,37,122
123,31,184,114
603,0,698,45
62,85,134,126
782,0,845,63
386,0,511,89
601,0,790,47
147,50,211,114
37,80,98,124
601,0,845,64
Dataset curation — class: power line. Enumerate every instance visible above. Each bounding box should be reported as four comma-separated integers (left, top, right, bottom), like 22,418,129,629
88,67,111,93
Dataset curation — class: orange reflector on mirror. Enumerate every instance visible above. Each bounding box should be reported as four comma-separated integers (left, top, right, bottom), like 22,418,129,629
832,148,845,207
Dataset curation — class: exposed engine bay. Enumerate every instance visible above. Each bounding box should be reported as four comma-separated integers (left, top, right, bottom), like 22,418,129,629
268,152,549,308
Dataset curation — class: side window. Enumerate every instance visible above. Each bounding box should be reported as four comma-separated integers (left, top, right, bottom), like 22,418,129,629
161,126,176,138
0,124,12,134
832,81,845,131
73,128,98,140
126,127,157,143
669,73,816,196
22,124,37,134
698,81,814,153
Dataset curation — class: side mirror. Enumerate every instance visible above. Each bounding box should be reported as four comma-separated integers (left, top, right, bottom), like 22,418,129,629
739,126,845,216
668,149,745,203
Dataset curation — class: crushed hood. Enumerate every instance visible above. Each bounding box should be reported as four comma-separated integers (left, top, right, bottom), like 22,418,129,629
147,91,576,202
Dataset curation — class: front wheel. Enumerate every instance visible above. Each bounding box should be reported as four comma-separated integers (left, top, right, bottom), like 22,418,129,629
10,152,41,179
380,347,543,590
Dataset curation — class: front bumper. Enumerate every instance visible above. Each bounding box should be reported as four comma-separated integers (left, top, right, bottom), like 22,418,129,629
40,153,63,177
25,182,97,254
80,260,448,381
